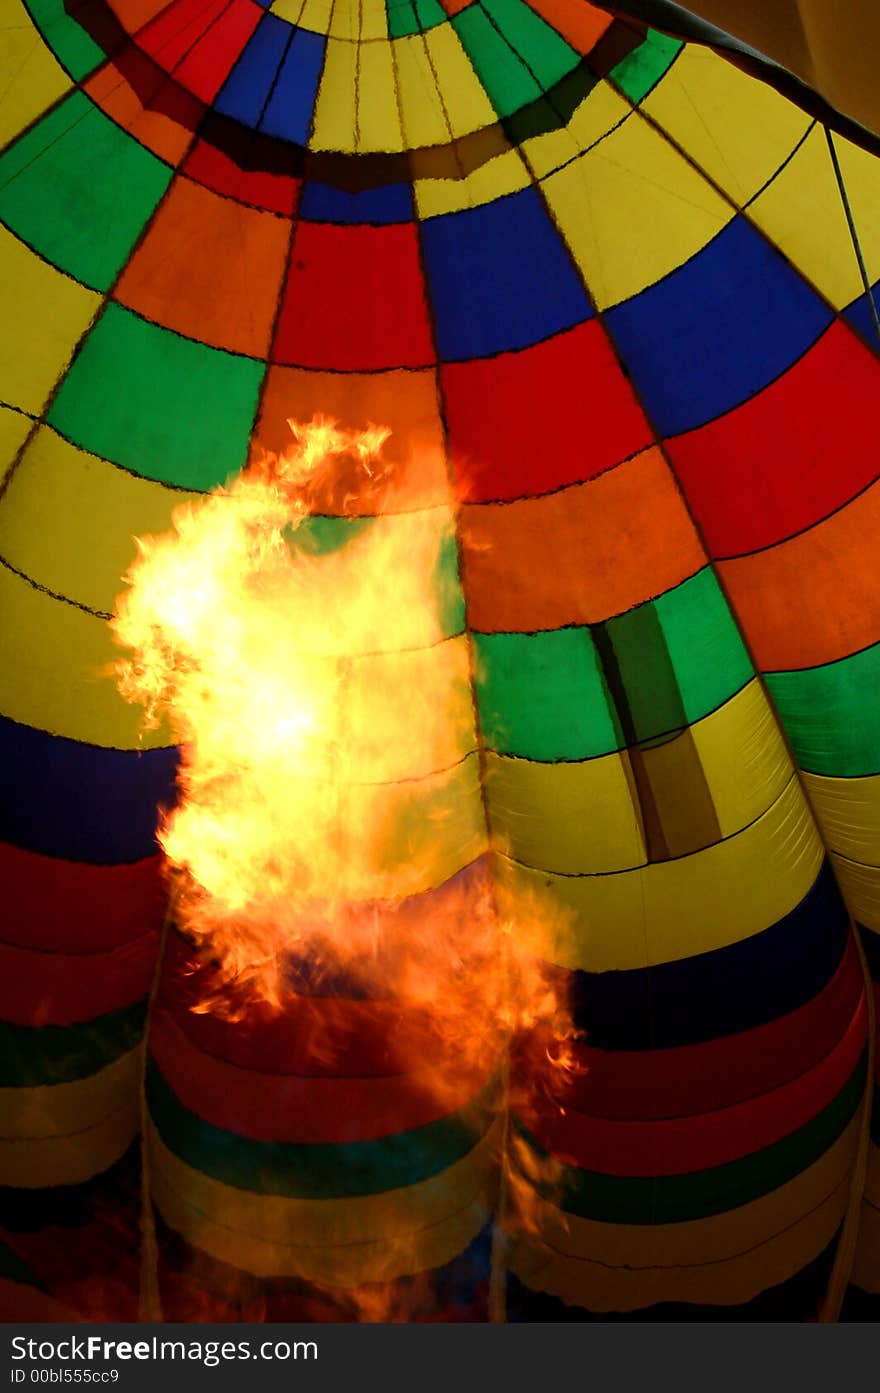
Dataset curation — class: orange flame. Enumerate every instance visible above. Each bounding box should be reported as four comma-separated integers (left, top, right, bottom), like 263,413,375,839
112,420,580,1319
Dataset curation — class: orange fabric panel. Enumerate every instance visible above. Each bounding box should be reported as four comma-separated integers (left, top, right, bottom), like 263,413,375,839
252,365,451,513
458,446,705,632
719,479,880,672
115,175,290,357
106,0,171,32
85,56,200,167
525,0,613,54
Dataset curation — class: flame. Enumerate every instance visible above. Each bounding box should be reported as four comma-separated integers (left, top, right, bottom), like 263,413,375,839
112,419,581,1320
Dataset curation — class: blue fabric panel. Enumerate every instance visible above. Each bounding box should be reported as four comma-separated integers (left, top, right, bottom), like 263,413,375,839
605,216,833,436
421,187,592,360
562,862,849,1049
299,181,414,225
0,715,179,863
259,29,326,145
214,15,291,128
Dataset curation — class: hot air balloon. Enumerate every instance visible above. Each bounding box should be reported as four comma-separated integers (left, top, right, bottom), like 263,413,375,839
0,0,878,1324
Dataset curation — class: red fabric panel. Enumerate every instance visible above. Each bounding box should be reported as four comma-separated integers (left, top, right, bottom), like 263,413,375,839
137,0,230,72
0,842,166,954
174,0,263,103
149,1009,494,1142
183,139,300,216
527,937,864,1121
274,222,434,370
0,932,159,1026
668,321,880,557
522,994,867,1176
159,930,458,1078
442,319,652,502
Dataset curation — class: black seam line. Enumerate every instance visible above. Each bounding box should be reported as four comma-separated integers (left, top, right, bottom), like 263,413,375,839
708,468,880,565
0,924,159,958
0,1093,140,1145
150,1134,497,1248
802,765,880,784
827,850,880,876
623,94,880,376
267,746,480,789
9,416,213,495
547,991,865,1130
0,550,112,617
482,676,759,768
0,831,162,870
457,446,654,508
0,401,35,421
498,770,800,880
0,10,235,512
511,1174,850,1272
468,560,734,635
768,631,880,677
741,119,817,209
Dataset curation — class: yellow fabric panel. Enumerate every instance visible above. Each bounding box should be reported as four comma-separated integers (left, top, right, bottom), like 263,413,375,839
0,226,99,416
509,1173,850,1313
269,0,306,20
343,637,475,783
0,2,72,149
643,46,811,207
392,37,451,149
496,774,822,971
422,26,497,139
0,426,199,616
297,0,333,32
415,147,530,219
359,0,388,41
149,1117,499,1250
692,678,792,838
0,1050,140,1142
541,107,732,310
150,1119,499,1283
327,0,359,40
802,770,880,864
508,1110,859,1272
310,39,358,151
523,80,630,181
675,1,880,148
485,681,791,876
485,750,646,876
747,123,862,309
0,1097,138,1188
0,564,172,749
829,854,880,933
832,134,880,291
357,41,404,153
0,407,32,485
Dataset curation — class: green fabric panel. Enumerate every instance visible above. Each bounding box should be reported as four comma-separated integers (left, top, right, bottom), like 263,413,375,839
415,0,447,32
651,567,753,726
480,0,579,93
26,0,105,81
610,28,683,104
474,628,618,761
452,6,542,119
0,92,172,293
513,1053,866,1224
48,305,264,489
474,569,753,761
147,1057,499,1199
387,0,419,39
765,642,880,778
0,1000,147,1088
